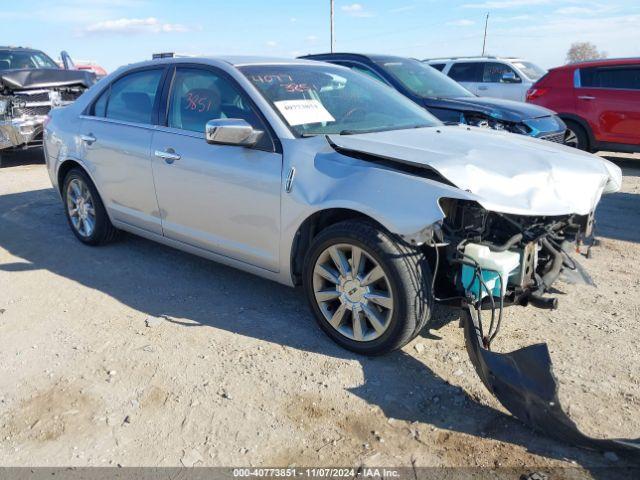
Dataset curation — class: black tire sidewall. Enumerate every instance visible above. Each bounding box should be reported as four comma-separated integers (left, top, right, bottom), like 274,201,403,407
62,169,111,245
303,222,430,355
565,121,589,151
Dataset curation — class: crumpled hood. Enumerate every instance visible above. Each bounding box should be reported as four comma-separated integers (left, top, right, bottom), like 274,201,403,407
0,68,96,90
426,96,557,123
328,125,622,216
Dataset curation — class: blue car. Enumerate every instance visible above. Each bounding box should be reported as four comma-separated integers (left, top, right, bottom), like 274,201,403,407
300,53,566,143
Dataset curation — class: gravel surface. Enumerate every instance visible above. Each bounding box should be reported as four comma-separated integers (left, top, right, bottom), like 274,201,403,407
0,151,638,475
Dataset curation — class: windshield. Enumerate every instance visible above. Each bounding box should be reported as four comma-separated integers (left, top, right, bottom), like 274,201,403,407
240,64,441,136
375,58,475,99
513,61,546,81
0,50,59,70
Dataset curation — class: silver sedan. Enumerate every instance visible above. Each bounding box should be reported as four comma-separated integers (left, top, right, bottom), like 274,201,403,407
44,56,621,355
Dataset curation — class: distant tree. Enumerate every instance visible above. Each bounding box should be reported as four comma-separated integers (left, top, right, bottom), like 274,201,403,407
566,42,607,63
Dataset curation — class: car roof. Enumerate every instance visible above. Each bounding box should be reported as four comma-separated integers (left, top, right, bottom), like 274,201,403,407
300,52,422,63
0,46,43,52
425,56,524,63
125,55,323,70
550,57,640,71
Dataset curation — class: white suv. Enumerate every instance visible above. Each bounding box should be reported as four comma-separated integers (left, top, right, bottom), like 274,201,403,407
426,56,547,102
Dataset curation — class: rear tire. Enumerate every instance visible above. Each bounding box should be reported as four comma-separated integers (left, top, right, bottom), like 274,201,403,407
564,120,590,151
63,168,119,245
303,220,433,356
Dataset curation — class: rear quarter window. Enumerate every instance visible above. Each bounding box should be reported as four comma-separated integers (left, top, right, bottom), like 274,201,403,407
429,63,446,72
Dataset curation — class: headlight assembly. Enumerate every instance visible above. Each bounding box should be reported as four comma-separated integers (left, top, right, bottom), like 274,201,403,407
0,99,8,116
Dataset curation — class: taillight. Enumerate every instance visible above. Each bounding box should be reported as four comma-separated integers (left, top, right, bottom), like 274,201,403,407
526,87,549,102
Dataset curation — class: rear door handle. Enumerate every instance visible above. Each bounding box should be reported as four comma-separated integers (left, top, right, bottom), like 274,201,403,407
80,134,96,144
154,149,181,164
578,95,596,101
478,85,488,91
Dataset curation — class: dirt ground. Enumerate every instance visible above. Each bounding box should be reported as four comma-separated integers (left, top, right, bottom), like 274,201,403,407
0,150,639,476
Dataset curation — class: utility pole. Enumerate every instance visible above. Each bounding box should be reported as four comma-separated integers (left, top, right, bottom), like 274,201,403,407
481,12,489,56
330,0,335,53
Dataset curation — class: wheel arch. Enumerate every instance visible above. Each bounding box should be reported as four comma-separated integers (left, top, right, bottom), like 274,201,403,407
558,113,595,151
289,208,389,285
56,158,114,223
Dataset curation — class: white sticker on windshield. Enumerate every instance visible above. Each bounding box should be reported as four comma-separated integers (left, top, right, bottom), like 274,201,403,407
274,99,335,126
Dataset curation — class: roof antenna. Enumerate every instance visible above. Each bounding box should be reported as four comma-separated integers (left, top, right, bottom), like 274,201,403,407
481,12,490,56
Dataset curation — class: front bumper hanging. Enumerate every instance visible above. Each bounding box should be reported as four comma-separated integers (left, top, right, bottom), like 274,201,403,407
0,115,46,151
461,303,640,456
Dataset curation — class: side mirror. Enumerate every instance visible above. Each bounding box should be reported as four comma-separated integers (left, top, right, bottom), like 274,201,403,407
205,119,263,147
501,72,520,84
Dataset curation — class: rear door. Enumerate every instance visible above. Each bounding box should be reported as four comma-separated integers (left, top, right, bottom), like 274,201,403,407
79,67,165,234
447,62,483,95
150,65,283,271
576,65,640,145
478,62,524,101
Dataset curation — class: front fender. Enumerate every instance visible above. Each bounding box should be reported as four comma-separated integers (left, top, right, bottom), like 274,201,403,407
279,137,478,282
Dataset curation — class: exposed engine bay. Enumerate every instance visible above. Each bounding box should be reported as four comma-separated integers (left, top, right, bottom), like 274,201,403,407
435,198,595,314
427,198,639,455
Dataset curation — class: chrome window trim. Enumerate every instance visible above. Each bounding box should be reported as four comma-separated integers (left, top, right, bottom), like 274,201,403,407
78,114,156,131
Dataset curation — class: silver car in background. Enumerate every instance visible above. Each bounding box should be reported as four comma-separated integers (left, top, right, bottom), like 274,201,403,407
44,56,621,355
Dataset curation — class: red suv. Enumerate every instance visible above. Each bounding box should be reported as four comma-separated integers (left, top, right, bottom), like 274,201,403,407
526,58,640,153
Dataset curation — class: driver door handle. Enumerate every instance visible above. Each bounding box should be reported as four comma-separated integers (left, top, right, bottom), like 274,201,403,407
578,95,596,101
80,134,96,144
478,85,488,91
154,149,181,163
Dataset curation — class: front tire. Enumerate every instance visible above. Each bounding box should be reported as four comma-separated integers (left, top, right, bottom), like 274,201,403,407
63,168,118,245
303,220,433,356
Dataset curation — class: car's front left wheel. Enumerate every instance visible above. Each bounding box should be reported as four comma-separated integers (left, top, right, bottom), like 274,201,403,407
303,220,433,356
63,168,118,245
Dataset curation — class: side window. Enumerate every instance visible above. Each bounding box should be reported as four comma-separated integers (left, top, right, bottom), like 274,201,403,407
93,87,109,117
167,67,272,149
429,63,446,72
482,62,520,83
581,66,640,90
104,69,163,124
448,62,482,82
349,65,387,84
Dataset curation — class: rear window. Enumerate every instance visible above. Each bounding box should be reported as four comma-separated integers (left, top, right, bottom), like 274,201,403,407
580,66,640,90
448,62,483,82
102,69,163,124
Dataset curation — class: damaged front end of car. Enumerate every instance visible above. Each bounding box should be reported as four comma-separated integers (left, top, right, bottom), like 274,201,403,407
430,198,640,455
433,198,595,312
0,70,94,151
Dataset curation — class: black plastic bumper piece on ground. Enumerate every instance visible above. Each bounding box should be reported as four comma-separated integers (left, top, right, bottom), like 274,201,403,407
461,305,640,457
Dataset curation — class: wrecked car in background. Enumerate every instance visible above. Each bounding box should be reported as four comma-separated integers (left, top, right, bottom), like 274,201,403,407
0,46,95,152
44,56,637,453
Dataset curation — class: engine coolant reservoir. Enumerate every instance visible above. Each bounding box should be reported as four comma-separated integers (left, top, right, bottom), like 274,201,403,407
461,243,521,299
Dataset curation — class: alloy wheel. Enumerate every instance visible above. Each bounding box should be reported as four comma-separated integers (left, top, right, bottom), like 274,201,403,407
312,243,394,342
66,178,96,238
564,128,579,148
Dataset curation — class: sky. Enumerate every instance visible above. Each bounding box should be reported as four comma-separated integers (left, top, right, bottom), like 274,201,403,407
2,0,639,73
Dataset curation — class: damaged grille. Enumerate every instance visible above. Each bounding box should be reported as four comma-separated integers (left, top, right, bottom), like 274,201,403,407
10,88,84,118
541,132,565,144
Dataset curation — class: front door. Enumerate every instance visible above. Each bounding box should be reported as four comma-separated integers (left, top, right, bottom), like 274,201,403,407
151,66,283,271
